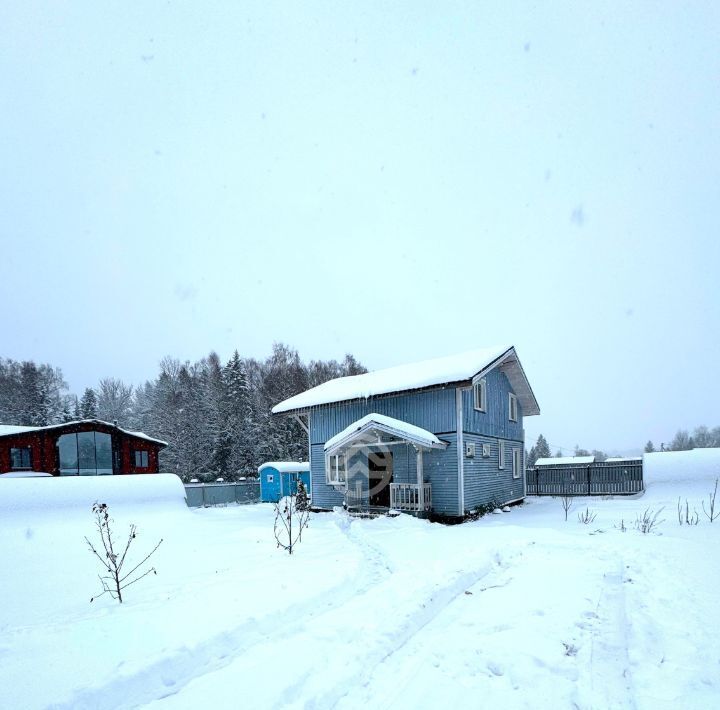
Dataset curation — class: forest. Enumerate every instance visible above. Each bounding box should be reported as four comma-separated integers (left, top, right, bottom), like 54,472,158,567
0,344,366,481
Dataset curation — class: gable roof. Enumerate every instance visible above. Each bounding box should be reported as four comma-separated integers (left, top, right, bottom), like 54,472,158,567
324,413,448,453
272,345,540,416
0,419,167,446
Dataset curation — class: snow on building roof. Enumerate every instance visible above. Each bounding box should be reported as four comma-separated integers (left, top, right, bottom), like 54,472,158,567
257,461,310,474
605,456,642,462
535,456,595,466
273,346,540,415
0,419,168,446
324,413,446,453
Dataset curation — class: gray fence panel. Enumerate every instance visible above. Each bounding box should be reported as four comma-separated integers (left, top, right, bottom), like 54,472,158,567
526,462,643,496
184,481,261,508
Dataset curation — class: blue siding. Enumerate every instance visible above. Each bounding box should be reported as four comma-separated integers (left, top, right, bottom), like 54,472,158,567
309,387,456,445
462,369,524,440
304,371,526,517
260,467,311,503
462,435,525,511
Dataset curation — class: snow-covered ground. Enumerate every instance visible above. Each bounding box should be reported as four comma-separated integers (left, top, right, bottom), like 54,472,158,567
1,453,719,709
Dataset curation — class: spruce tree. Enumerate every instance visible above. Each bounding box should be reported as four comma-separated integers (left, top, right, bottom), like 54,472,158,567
644,440,655,453
80,388,99,419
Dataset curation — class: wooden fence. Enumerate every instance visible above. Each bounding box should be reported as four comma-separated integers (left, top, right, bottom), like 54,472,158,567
526,461,643,496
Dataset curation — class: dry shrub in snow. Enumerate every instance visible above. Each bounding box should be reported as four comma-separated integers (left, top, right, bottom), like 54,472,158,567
677,498,699,526
634,507,665,534
577,507,597,525
702,478,719,523
85,502,163,603
274,494,310,555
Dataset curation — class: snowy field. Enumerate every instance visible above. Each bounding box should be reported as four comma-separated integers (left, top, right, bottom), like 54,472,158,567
1,453,720,710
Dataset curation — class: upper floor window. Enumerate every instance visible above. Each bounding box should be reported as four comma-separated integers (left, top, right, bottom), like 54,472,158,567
10,447,32,470
473,379,487,412
134,450,149,468
508,393,518,422
498,441,505,470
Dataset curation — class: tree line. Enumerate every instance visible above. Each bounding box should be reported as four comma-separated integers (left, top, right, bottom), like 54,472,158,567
0,344,367,481
644,426,720,453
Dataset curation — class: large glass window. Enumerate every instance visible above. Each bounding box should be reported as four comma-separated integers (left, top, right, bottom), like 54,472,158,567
58,432,113,476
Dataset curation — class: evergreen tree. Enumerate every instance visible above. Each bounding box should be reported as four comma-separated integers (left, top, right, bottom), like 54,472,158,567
644,440,655,453
80,388,98,419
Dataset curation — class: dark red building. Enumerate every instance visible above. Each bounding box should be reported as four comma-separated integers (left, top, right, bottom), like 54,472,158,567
0,420,166,476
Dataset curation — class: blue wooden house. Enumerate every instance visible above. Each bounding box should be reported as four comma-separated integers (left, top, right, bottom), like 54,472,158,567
272,346,540,518
258,461,311,503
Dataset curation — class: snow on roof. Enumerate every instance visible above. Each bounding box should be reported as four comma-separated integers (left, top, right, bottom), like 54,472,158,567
273,346,540,415
324,413,446,452
0,419,167,446
0,471,54,478
257,461,310,473
605,456,642,462
535,456,595,466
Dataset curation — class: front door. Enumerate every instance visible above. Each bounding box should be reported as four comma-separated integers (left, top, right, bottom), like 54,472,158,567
368,451,393,507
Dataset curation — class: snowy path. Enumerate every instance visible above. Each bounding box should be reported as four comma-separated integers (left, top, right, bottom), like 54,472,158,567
2,471,720,710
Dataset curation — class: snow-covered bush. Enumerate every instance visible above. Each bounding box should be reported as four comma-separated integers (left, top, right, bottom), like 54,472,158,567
85,502,163,604
466,500,501,520
296,480,310,511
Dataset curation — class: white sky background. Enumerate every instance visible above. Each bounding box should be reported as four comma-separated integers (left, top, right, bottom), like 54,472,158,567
1,2,719,454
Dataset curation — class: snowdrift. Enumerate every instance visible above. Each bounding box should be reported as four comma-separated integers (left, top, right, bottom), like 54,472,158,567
644,449,720,486
0,473,187,522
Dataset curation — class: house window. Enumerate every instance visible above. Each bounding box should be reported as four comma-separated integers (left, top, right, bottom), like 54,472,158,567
473,379,487,411
498,441,505,470
10,447,32,470
58,431,113,475
326,453,347,485
512,449,522,479
508,393,518,422
134,450,149,468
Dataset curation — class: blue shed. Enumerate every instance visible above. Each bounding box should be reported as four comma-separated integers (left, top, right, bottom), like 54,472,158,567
270,346,540,519
258,461,311,503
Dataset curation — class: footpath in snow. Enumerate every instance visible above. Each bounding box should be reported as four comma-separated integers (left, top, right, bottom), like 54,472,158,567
1,451,719,709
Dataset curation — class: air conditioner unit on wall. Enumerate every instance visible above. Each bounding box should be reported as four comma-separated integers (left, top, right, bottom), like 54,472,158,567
482,444,491,458
465,442,475,458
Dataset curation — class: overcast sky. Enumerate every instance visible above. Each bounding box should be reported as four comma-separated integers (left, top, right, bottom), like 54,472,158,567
1,2,719,454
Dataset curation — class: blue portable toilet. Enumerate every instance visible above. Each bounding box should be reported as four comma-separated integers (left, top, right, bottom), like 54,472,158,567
258,461,311,503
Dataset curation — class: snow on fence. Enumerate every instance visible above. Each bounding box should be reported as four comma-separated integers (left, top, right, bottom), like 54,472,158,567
184,480,260,508
525,460,643,496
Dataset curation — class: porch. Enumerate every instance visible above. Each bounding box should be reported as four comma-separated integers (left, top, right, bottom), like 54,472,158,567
323,413,447,517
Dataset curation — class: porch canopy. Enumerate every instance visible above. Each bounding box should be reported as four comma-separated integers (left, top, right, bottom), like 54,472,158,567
324,413,447,512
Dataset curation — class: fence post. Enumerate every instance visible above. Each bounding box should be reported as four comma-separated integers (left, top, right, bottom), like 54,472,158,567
587,465,591,496
536,467,539,495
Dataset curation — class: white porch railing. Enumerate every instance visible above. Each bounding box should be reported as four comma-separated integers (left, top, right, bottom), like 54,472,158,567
390,483,432,512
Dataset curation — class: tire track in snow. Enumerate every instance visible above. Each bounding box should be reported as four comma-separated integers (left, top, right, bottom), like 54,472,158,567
587,553,636,710
49,516,394,710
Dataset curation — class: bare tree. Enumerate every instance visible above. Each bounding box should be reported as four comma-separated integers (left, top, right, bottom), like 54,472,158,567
560,493,573,521
273,494,310,554
85,503,163,603
97,378,134,426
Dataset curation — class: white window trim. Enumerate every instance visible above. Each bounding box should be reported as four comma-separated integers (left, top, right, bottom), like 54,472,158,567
326,453,347,485
508,392,518,422
498,440,505,470
512,449,522,479
473,379,487,412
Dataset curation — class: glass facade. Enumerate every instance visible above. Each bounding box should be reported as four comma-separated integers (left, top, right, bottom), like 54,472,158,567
10,447,32,469
58,431,113,475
